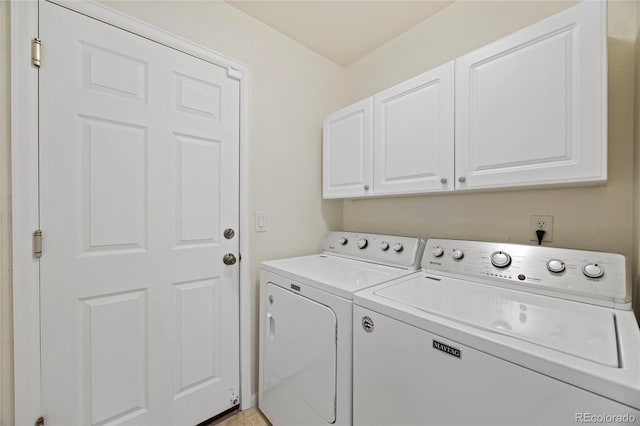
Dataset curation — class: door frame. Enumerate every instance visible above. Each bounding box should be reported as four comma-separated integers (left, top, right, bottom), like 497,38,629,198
10,1,253,424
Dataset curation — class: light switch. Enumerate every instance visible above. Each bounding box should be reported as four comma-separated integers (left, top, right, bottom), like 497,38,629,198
254,212,267,233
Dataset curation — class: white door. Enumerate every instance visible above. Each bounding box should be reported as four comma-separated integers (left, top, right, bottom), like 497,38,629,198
373,62,454,195
323,98,373,198
454,1,606,191
39,2,240,425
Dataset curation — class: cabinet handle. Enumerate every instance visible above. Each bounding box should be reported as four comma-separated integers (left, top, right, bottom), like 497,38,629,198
364,184,370,191
458,176,466,183
440,177,448,184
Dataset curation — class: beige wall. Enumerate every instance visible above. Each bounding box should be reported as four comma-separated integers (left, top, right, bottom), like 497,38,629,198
343,2,639,294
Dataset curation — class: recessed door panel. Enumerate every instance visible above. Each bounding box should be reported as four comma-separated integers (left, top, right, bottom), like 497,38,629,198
173,278,222,398
82,289,148,425
81,116,148,253
175,72,222,119
175,134,221,246
263,283,337,423
80,41,148,102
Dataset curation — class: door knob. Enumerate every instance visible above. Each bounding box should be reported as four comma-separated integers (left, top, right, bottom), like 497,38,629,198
223,253,237,265
224,228,235,239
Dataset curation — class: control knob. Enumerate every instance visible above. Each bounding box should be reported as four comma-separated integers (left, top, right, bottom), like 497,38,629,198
490,251,511,268
379,242,390,251
338,237,348,245
357,238,368,249
546,259,565,273
392,243,403,253
432,246,444,258
583,263,604,279
451,249,464,260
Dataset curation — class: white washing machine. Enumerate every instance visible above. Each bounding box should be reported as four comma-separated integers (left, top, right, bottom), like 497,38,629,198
353,238,640,425
259,231,425,426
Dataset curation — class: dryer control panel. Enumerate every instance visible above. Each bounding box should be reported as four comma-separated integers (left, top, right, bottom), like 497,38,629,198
323,232,425,270
423,239,630,309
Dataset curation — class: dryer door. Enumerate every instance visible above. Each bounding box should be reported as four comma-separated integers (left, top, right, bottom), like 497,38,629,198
263,283,337,423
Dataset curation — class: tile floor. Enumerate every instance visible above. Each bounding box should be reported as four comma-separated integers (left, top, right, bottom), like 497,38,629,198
209,408,270,426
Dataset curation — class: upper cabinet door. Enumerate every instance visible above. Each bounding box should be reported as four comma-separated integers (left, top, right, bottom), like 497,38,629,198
373,62,455,195
455,1,606,191
323,98,373,198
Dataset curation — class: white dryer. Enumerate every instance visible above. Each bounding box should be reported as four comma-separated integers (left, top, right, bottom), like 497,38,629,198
259,231,425,426
353,238,640,425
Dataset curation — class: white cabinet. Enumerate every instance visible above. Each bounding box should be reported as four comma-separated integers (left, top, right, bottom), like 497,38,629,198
323,98,373,198
373,62,454,195
455,1,606,191
322,1,606,199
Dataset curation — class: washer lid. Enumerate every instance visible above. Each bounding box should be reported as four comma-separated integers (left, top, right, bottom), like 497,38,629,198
262,255,414,299
372,274,619,367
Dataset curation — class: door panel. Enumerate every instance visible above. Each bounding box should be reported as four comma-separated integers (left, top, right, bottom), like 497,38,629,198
323,98,373,198
373,62,454,194
80,116,148,253
263,283,337,423
39,2,240,424
83,290,148,425
455,1,606,190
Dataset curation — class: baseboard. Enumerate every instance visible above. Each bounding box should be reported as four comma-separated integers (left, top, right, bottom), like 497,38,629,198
241,392,258,410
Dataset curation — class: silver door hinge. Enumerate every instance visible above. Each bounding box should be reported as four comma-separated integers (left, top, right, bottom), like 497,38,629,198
33,230,42,258
35,416,44,426
32,38,41,68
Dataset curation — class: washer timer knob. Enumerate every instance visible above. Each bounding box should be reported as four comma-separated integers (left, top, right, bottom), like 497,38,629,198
392,243,403,253
546,259,566,273
451,249,464,260
379,242,390,251
583,263,604,279
432,246,444,258
357,238,368,249
338,237,348,245
490,251,511,268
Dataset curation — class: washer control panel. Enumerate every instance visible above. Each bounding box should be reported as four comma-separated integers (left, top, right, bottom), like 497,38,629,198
423,239,630,308
323,231,425,269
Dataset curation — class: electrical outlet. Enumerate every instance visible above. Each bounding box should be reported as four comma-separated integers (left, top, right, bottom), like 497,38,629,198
530,215,553,243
